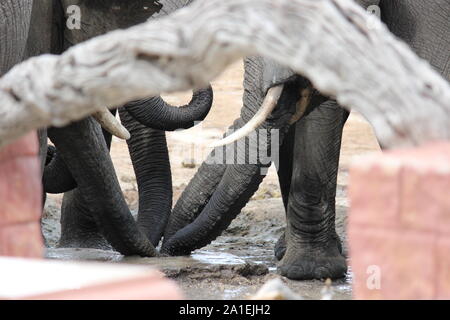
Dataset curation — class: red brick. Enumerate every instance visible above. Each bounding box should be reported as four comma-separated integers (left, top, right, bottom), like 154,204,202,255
0,132,38,163
423,171,450,235
436,236,450,299
399,166,436,232
349,157,401,229
399,150,450,234
0,222,44,258
349,141,450,299
0,156,42,226
349,227,436,300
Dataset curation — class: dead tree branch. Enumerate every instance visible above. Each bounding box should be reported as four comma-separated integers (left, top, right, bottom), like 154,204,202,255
0,0,449,148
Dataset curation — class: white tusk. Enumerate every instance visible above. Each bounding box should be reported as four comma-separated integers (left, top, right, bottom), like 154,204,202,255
93,108,131,140
210,85,283,148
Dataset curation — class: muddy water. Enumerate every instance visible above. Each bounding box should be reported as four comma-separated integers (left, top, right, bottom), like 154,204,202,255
43,194,352,300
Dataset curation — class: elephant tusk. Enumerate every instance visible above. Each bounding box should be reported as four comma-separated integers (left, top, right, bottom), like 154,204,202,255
210,85,284,148
93,108,131,140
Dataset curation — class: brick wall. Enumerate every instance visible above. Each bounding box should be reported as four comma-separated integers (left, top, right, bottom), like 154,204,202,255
0,133,184,300
349,142,450,299
0,132,44,258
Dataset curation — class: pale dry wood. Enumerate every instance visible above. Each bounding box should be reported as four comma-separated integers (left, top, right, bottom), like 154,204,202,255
0,0,449,149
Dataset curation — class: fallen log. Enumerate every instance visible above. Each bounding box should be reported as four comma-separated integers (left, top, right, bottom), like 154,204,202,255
0,0,449,148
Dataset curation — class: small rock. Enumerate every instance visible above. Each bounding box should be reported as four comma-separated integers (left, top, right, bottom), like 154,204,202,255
234,262,268,277
182,158,196,168
320,278,334,300
120,175,135,183
249,278,303,300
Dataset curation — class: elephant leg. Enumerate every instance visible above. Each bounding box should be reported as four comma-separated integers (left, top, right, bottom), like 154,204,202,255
277,125,296,211
48,117,157,256
278,99,349,280
274,92,329,261
273,124,295,260
119,108,173,247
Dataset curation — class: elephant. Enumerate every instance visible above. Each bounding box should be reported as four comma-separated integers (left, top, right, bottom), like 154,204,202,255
2,0,448,281
21,0,214,255
0,1,33,75
161,0,450,280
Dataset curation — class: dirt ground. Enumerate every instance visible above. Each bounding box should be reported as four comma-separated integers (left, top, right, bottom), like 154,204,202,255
42,61,381,300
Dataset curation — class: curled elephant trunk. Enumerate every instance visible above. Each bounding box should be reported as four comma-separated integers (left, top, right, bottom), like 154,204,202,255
125,86,214,131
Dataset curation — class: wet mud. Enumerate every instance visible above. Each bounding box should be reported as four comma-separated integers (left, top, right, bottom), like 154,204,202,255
43,190,351,300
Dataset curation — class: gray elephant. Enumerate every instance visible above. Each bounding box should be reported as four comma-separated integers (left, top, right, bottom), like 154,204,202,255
161,0,450,280
6,0,213,255
0,1,32,75
2,0,448,281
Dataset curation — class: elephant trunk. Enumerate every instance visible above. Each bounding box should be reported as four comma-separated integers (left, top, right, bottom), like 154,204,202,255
125,86,213,131
119,108,172,247
43,109,117,195
48,117,158,257
161,126,241,243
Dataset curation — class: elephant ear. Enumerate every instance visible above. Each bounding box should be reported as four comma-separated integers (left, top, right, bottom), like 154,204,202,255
25,0,65,57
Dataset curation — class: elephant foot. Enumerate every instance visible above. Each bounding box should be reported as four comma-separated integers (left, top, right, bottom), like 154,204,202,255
274,232,286,261
278,236,347,280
